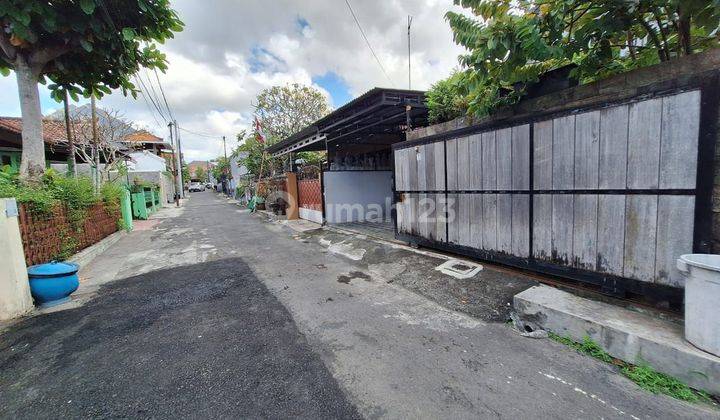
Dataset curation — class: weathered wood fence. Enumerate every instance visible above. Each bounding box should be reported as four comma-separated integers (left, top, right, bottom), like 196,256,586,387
394,53,720,304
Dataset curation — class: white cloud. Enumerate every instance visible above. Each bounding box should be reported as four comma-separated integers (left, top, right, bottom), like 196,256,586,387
2,0,468,161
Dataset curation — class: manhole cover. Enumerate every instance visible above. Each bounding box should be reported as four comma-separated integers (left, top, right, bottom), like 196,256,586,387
435,259,483,279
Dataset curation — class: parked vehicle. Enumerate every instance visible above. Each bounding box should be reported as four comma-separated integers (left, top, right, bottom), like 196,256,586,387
188,182,205,192
205,182,213,189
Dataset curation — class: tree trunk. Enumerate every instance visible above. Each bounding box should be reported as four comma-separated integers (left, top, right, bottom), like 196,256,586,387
15,55,46,181
63,90,77,177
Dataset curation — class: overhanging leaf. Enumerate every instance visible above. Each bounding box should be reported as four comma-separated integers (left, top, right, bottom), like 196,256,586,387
79,0,96,15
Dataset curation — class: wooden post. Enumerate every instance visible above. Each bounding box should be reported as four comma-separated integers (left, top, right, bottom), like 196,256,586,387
285,172,299,220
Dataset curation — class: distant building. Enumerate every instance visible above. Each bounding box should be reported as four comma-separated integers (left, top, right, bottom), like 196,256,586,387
187,160,211,181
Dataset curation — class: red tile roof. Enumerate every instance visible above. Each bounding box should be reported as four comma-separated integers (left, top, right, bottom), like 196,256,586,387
0,117,168,148
0,117,68,144
123,130,165,144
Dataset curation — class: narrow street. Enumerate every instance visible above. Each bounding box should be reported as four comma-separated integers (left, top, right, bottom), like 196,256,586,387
0,192,715,419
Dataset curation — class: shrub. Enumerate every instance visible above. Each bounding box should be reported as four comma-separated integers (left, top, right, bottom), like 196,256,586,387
0,167,55,214
100,182,125,213
426,72,468,124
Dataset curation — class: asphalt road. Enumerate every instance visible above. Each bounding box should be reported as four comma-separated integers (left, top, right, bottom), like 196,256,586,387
0,251,359,418
0,191,716,419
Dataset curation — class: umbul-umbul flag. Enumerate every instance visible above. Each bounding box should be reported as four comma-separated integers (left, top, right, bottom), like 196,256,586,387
254,116,266,144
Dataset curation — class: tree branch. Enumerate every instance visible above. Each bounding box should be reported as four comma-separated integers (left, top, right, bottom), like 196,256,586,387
29,43,71,68
0,33,17,63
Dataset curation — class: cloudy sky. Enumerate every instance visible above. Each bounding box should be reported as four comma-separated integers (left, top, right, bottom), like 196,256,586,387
0,0,467,162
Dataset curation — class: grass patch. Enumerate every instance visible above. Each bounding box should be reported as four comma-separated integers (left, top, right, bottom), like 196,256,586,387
549,332,713,403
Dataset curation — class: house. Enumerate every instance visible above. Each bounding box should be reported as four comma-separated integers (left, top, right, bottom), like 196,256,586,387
266,88,428,230
229,152,249,196
0,117,71,171
187,160,210,180
122,130,173,156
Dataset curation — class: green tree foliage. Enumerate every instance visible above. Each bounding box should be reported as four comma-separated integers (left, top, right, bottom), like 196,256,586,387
210,157,230,181
256,83,331,141
437,0,720,119
237,84,331,180
426,71,468,124
0,0,183,179
194,166,207,182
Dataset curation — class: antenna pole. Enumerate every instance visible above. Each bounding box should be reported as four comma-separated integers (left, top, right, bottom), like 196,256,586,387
407,15,412,89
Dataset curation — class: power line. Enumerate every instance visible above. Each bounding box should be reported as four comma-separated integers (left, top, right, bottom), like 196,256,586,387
344,0,394,86
135,73,168,122
178,127,222,139
135,81,164,127
153,67,175,122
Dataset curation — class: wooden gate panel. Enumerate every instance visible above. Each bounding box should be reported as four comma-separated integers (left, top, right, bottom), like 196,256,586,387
393,88,705,296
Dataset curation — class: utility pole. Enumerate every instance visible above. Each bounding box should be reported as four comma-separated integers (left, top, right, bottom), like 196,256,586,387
222,135,228,195
174,120,184,198
63,90,76,177
169,122,181,206
407,15,413,90
90,95,100,190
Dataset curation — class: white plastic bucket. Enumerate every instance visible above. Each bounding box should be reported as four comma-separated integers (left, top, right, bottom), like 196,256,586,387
677,254,720,356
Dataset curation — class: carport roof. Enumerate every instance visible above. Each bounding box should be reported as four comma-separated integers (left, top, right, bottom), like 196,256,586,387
266,88,427,157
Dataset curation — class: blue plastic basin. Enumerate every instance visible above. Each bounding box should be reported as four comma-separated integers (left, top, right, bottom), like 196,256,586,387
27,261,79,308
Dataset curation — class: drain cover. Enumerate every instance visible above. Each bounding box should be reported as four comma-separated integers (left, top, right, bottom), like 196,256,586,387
435,259,483,279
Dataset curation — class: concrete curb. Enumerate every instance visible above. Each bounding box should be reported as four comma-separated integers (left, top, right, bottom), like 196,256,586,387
69,230,126,269
514,285,720,395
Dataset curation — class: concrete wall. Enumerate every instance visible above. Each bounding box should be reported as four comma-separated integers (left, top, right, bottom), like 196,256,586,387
127,151,167,172
324,171,392,224
0,199,34,320
124,171,175,205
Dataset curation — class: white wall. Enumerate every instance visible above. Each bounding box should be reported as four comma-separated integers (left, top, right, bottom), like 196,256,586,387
127,151,167,172
324,171,393,224
0,199,34,320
